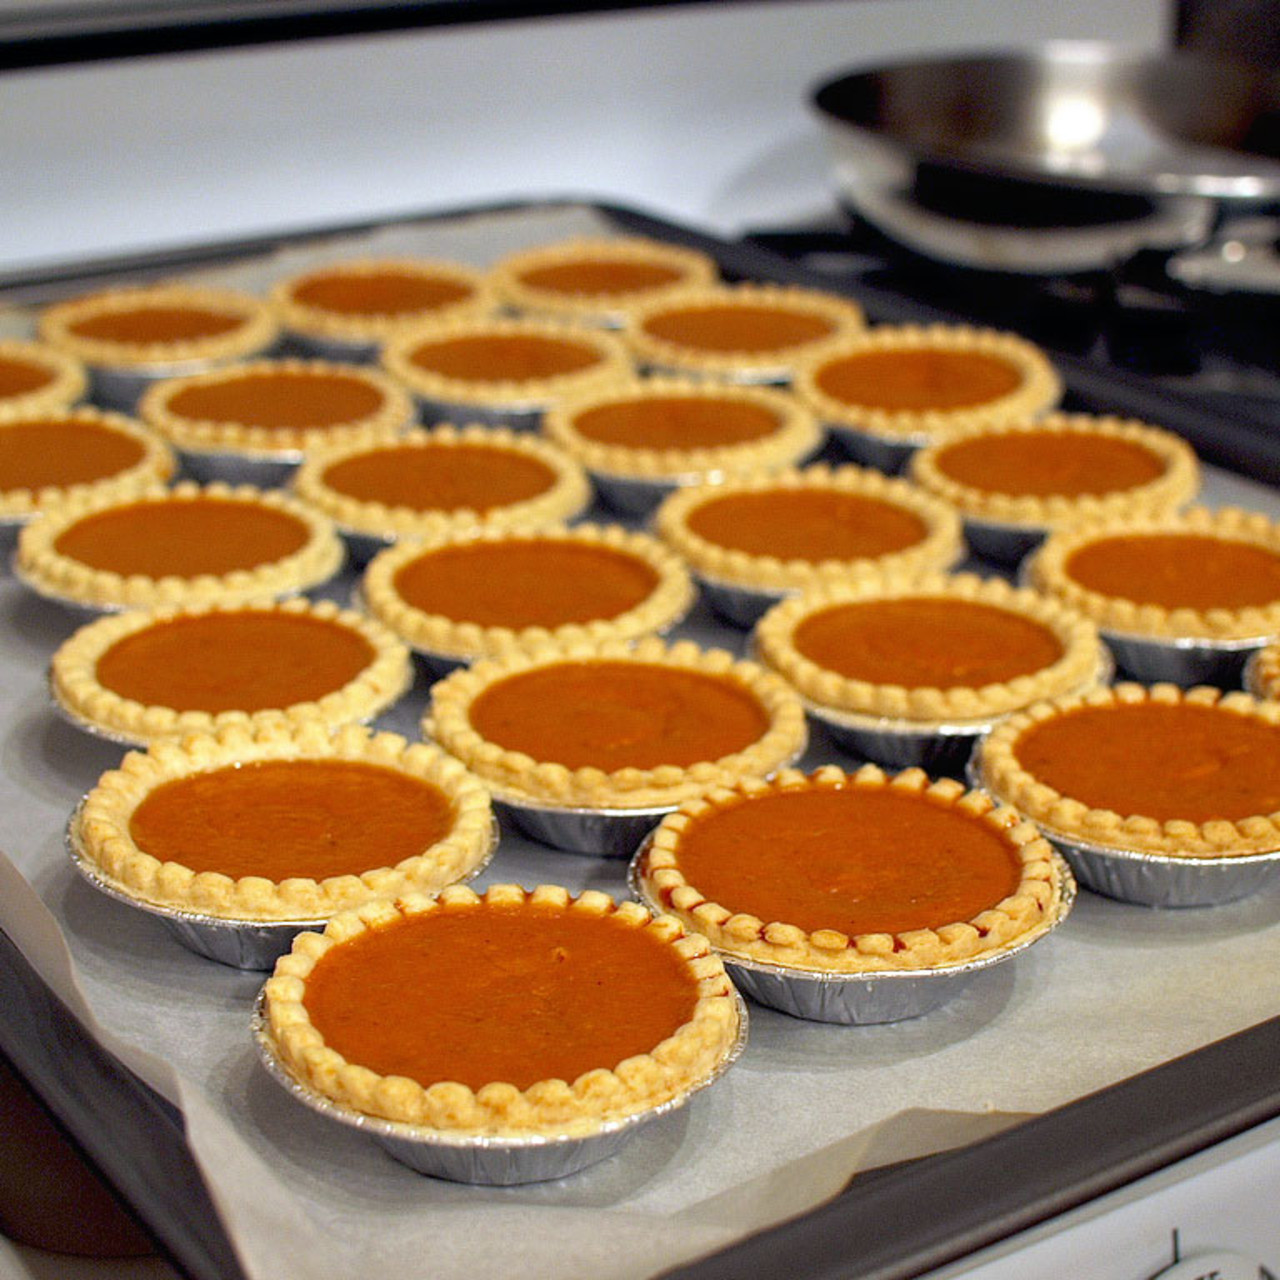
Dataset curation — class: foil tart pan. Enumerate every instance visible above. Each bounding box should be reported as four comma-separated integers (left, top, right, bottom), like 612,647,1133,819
0,514,28,559
826,424,927,476
66,800,499,967
588,469,683,518
89,360,230,414
279,331,380,364
333,524,397,567
961,515,1047,566
637,361,788,387
413,395,543,433
1099,627,1271,688
804,699,994,776
251,987,749,1184
630,850,1075,1023
176,446,302,490
694,571,790,629
489,787,676,858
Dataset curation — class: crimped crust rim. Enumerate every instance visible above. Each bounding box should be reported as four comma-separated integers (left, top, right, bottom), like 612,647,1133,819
380,314,630,409
290,423,591,540
1026,506,1280,641
424,635,808,808
38,283,279,370
135,358,415,456
73,721,494,920
909,413,1200,527
622,282,866,381
754,572,1106,722
489,236,720,325
653,464,963,593
50,595,412,744
542,375,823,480
361,522,695,661
269,256,495,344
793,323,1062,441
637,764,1065,973
1247,642,1280,700
0,407,176,518
974,682,1280,857
0,339,88,418
15,481,345,610
262,882,741,1134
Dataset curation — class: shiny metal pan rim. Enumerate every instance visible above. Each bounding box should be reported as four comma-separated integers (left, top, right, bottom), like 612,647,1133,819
694,571,791,630
1098,625,1273,688
488,785,678,858
176,445,303,490
826,422,929,476
960,514,1047,566
250,986,749,1184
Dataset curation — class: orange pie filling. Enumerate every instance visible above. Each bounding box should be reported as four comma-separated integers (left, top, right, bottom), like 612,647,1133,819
569,395,781,450
321,442,556,513
406,334,603,383
934,432,1167,497
67,306,244,346
0,355,55,399
94,611,376,713
518,259,685,297
291,271,474,316
814,348,1023,413
392,540,660,630
162,370,387,430
128,759,454,883
793,598,1064,690
1063,534,1280,613
0,419,147,491
641,304,835,354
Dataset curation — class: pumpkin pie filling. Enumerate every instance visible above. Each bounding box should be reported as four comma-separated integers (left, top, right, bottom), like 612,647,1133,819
393,540,660,629
815,348,1023,413
934,431,1167,497
641,305,835,354
300,900,699,1092
684,488,927,561
321,442,556,512
162,369,386,430
793,598,1065,689
1011,701,1280,826
570,395,781,450
291,270,473,316
1063,534,1280,612
0,419,146,490
0,355,55,398
53,497,310,577
669,783,1023,937
468,660,770,772
518,259,685,297
406,334,603,382
128,759,453,883
67,306,244,346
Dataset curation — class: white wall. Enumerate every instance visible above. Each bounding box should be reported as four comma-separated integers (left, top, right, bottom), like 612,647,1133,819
2,0,1171,275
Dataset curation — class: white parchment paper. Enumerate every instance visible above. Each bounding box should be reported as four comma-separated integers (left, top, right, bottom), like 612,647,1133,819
2,203,1279,1280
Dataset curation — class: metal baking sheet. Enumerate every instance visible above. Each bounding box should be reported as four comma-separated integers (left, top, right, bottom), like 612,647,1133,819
1,199,1279,1280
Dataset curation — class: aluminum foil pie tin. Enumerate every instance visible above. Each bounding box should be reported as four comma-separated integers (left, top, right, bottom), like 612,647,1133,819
1099,627,1272,688
588,468,682,518
279,331,380,364
489,788,677,858
826,423,927,476
961,515,1047,565
251,988,749,1184
630,851,1076,1024
694,572,791,629
176,446,303,490
89,361,224,414
414,395,544,434
804,699,995,776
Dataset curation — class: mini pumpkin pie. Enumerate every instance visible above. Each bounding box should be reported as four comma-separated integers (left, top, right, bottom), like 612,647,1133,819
1025,506,1280,685
136,358,413,476
653,464,963,626
0,339,87,417
269,256,493,357
361,523,694,669
0,407,175,522
623,283,865,383
754,574,1106,772
910,414,1200,562
38,283,279,409
489,236,719,327
15,481,344,612
794,324,1062,473
291,424,590,555
50,597,411,745
634,764,1068,1015
260,883,742,1145
425,637,806,812
71,721,494,923
541,376,823,514
380,316,629,430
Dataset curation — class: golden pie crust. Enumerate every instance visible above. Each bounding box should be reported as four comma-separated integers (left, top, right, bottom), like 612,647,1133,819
637,764,1064,973
489,236,719,326
793,324,1062,444
380,315,630,414
542,376,822,482
0,339,88,417
1247,642,1280,700
15,481,345,610
262,882,741,1135
269,256,494,347
654,465,963,594
909,414,1199,529
361,523,695,661
425,636,807,808
974,683,1280,857
73,721,494,920
623,283,866,382
1026,507,1280,641
136,358,415,458
754,573,1105,723
291,424,591,542
50,596,412,744
0,407,175,519
38,283,278,372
